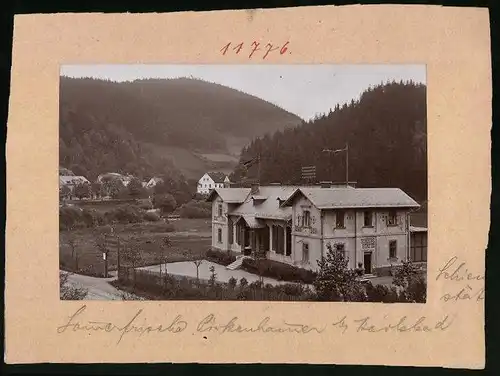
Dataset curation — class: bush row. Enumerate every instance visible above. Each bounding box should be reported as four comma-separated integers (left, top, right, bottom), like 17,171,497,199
241,258,317,284
117,269,315,301
177,200,212,218
205,249,237,266
60,205,167,231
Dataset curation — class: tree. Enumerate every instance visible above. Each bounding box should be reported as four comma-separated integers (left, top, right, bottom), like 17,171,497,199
209,265,217,288
59,185,71,201
122,237,144,288
102,178,124,198
66,236,79,271
158,236,171,280
313,243,366,302
127,177,146,198
91,182,102,199
74,183,91,200
153,193,177,214
392,260,426,303
60,271,88,300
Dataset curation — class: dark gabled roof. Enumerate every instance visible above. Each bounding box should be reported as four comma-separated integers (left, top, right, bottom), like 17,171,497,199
207,172,227,183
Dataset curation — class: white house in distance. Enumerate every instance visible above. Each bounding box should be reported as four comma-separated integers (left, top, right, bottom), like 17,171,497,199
59,175,90,191
145,176,164,189
207,183,425,276
197,172,231,195
97,172,134,187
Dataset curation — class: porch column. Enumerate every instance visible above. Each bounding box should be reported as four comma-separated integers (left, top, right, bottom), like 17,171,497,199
282,225,287,256
268,224,273,253
250,229,256,254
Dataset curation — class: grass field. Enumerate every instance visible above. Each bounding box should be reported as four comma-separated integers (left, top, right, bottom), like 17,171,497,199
60,218,212,277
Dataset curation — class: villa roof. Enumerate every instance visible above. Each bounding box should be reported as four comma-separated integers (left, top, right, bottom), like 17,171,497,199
229,186,299,221
281,187,420,210
235,215,266,229
206,188,251,203
207,172,227,183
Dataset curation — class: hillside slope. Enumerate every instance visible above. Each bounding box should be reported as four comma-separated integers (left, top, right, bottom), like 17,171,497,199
59,76,302,179
232,81,427,203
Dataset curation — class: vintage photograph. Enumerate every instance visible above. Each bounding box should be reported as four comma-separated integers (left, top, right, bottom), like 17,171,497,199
59,64,428,302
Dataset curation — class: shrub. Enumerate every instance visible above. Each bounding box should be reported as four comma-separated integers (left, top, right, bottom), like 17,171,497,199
314,243,366,302
241,258,317,284
144,211,161,222
228,277,237,289
59,206,83,230
108,205,143,224
205,249,237,266
239,277,248,288
178,200,212,218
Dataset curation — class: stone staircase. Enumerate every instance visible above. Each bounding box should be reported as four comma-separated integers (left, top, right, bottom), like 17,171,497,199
226,255,251,270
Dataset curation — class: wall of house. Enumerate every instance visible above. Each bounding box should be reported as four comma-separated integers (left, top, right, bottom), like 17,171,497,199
290,196,323,269
321,209,410,274
211,196,228,250
198,174,216,194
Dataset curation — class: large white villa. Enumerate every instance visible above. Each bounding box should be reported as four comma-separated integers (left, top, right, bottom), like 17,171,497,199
207,183,426,275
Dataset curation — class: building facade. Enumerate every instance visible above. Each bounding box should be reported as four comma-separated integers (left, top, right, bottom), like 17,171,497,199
197,172,231,195
207,184,424,275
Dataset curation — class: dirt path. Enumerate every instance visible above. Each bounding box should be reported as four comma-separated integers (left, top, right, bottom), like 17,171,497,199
62,271,142,300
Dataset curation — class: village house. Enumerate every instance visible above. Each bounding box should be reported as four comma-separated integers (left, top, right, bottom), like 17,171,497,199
145,176,164,189
197,172,231,195
59,175,91,199
207,183,426,276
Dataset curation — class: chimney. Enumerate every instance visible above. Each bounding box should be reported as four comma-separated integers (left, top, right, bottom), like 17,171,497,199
320,181,333,188
250,183,260,195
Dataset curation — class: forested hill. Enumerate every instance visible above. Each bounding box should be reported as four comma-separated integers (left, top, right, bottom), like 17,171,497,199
59,76,302,180
232,81,427,202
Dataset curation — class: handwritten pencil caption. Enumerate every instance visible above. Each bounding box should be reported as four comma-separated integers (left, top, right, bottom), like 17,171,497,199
437,256,485,303
57,305,454,345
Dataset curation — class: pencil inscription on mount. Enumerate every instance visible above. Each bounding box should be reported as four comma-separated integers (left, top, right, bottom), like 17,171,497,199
59,64,427,303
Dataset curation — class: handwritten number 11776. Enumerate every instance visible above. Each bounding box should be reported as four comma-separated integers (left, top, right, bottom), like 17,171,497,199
220,41,290,59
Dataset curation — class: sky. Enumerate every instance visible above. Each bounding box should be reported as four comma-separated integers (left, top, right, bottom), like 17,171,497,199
61,64,426,121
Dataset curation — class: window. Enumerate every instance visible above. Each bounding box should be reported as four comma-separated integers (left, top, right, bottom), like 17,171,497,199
217,228,222,243
218,203,223,217
336,210,345,228
387,211,398,226
209,184,212,189
411,233,427,262
302,242,309,263
389,240,397,259
363,211,373,227
302,210,311,227
335,243,346,259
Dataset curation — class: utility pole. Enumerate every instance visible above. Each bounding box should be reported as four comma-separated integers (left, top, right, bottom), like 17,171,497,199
257,152,261,185
345,142,349,187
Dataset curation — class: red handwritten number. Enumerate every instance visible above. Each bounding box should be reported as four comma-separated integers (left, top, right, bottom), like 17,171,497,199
263,43,279,59
280,41,290,55
220,42,231,55
249,41,261,59
233,42,244,54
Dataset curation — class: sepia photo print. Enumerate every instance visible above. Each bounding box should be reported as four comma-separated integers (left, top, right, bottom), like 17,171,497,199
59,64,428,302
